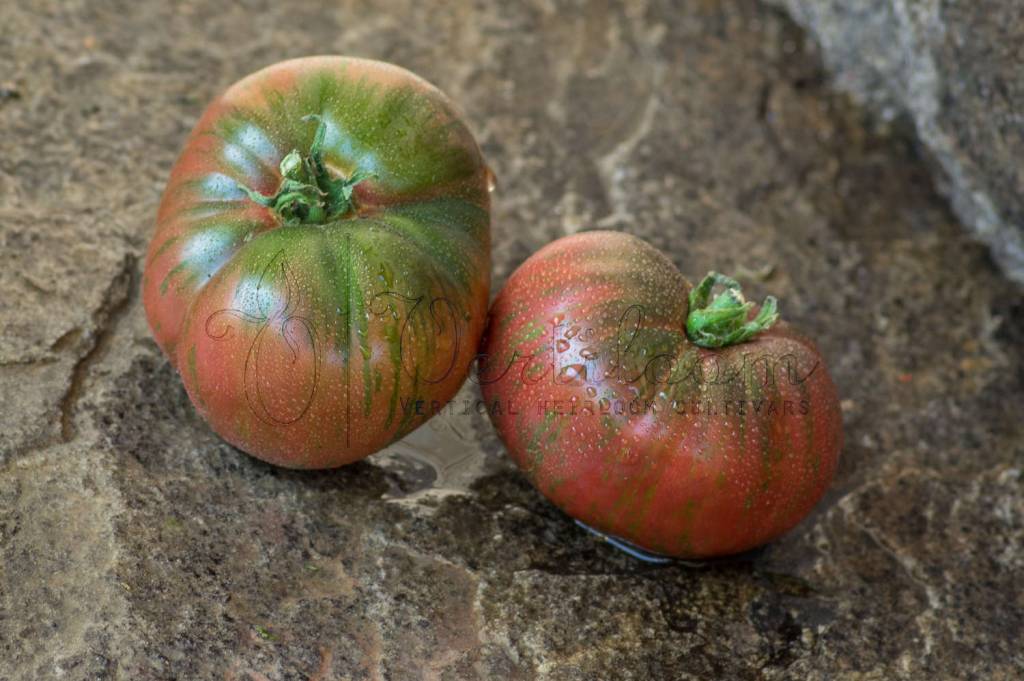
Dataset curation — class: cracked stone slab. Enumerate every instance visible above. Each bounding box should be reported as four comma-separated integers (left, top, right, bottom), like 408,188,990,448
1,0,1023,679
0,209,135,457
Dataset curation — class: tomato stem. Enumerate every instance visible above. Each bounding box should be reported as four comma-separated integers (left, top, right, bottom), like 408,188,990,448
686,272,779,348
237,115,374,225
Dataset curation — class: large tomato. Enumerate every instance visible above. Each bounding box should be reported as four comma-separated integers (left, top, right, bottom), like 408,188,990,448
480,231,841,559
143,57,491,468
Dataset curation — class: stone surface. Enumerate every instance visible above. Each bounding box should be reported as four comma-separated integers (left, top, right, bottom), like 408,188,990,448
766,0,1024,285
1,0,1023,679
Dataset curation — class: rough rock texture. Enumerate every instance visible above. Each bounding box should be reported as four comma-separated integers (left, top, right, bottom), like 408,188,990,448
1,0,1023,679
767,0,1024,285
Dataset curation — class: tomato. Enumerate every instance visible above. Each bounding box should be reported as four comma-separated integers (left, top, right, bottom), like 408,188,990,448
479,231,842,559
142,57,492,468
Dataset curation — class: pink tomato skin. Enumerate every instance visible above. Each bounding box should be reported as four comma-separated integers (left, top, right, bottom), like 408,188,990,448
480,231,842,559
143,57,491,468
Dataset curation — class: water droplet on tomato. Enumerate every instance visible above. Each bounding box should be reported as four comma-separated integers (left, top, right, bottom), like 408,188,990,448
560,363,587,385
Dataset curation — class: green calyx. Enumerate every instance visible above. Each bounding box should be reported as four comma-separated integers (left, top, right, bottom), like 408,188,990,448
238,115,374,225
685,272,780,348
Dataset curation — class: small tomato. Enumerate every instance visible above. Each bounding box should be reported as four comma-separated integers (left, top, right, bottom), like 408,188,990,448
480,231,841,559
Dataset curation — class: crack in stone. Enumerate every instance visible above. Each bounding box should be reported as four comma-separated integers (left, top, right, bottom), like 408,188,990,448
50,326,83,353
58,254,137,444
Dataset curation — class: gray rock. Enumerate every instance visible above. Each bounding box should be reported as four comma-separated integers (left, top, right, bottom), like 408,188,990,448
1,0,1022,679
767,0,1024,285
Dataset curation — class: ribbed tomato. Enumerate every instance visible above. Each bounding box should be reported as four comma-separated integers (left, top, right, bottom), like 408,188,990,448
480,231,841,559
143,57,491,468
